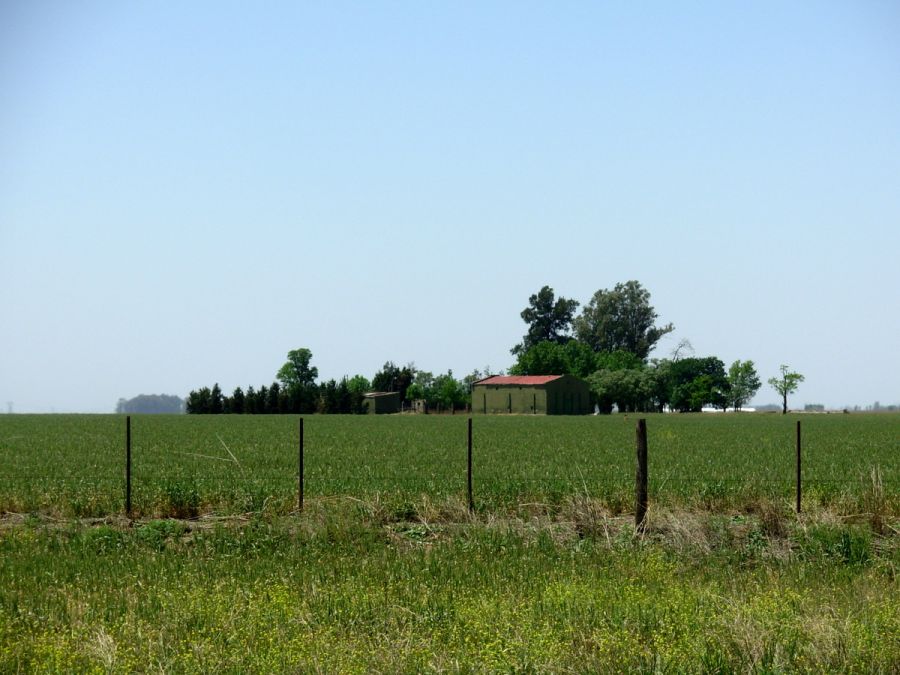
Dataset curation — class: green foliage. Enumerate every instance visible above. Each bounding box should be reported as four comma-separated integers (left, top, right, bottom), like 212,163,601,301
667,357,729,412
432,371,465,410
512,285,579,355
346,375,370,395
405,371,467,411
371,361,416,402
594,349,644,371
276,348,318,391
727,359,761,410
509,339,597,378
588,366,658,413
768,364,806,414
135,519,188,551
189,351,373,415
574,280,674,360
160,480,200,519
800,525,873,565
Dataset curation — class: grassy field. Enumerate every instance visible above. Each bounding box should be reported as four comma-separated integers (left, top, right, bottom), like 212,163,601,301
1,413,898,672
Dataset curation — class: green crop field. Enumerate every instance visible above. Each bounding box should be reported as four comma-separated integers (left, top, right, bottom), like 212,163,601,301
0,413,897,517
1,413,898,672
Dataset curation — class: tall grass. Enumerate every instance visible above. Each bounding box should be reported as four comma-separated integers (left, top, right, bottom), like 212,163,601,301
0,508,897,673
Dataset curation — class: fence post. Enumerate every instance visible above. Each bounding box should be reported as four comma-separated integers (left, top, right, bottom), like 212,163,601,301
125,415,132,517
796,420,801,514
298,418,304,512
635,418,648,532
467,417,474,512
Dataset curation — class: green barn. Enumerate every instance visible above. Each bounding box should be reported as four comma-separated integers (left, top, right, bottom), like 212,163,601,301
363,391,401,414
471,375,592,415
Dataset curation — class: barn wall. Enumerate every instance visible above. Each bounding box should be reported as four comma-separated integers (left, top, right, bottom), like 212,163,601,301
473,385,548,414
364,392,401,414
545,376,592,414
472,376,591,415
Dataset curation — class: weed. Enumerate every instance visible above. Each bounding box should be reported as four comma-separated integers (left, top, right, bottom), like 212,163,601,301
160,481,200,519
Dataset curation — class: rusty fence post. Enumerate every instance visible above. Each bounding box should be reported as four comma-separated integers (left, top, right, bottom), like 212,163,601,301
635,418,648,532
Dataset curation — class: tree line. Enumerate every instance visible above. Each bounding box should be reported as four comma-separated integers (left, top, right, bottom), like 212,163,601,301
187,348,368,415
508,281,802,413
186,349,482,415
186,280,804,414
116,394,185,414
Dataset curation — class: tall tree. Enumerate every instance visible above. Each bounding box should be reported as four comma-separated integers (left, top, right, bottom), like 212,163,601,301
346,375,371,395
186,387,212,414
267,382,282,414
511,286,579,355
727,360,761,411
257,385,270,413
433,370,466,411
277,348,319,392
573,280,673,360
666,356,729,412
210,383,224,414
317,379,339,413
768,365,805,415
230,387,245,414
244,386,259,414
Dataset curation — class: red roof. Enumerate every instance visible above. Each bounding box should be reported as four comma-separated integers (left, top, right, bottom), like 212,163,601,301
475,375,563,386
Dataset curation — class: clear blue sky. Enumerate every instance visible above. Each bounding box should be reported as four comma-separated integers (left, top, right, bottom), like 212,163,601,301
2,1,898,413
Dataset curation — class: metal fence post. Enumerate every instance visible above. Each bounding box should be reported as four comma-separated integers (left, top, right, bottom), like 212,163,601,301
125,415,132,517
635,418,648,532
298,418,304,512
796,420,801,514
467,417,474,512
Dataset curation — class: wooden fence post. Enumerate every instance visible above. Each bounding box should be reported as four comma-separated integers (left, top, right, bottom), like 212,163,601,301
467,417,474,512
635,418,648,532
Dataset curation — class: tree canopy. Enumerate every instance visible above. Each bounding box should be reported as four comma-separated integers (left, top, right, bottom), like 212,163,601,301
573,280,673,360
511,286,579,355
372,362,416,403
277,348,318,392
768,365,805,414
727,360,761,411
666,357,729,412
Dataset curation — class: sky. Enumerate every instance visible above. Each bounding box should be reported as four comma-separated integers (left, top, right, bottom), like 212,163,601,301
2,1,899,413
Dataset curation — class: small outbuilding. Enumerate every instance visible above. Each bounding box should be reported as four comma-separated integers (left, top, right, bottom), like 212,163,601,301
471,375,592,415
363,391,401,414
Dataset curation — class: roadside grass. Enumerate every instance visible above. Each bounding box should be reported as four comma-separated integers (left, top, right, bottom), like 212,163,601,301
0,501,897,673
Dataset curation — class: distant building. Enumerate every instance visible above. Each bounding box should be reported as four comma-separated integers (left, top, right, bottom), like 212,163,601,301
363,391,401,414
471,375,592,415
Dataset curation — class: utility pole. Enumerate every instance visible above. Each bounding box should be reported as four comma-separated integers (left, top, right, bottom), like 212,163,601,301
5,402,11,414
